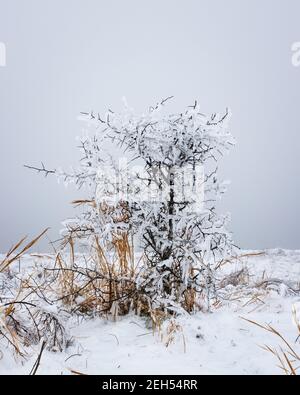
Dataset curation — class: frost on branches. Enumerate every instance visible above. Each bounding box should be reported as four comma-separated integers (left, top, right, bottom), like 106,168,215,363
27,98,236,314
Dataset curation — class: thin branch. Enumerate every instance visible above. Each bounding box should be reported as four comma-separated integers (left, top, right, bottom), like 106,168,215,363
24,162,55,177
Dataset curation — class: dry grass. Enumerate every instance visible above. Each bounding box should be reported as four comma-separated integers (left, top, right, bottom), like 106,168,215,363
1,216,188,363
242,312,300,375
164,319,186,353
0,229,67,358
50,232,142,319
0,228,48,273
216,251,265,270
0,220,279,370
47,199,149,318
219,267,250,288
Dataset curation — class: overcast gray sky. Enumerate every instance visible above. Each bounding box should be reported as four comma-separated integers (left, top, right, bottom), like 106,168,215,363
0,0,300,252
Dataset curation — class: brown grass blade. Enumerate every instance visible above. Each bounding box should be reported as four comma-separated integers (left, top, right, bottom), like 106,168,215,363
0,228,49,272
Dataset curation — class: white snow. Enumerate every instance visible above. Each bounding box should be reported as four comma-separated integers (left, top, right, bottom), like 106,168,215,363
1,249,299,375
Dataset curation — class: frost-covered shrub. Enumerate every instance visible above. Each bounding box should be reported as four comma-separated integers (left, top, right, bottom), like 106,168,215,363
27,98,236,313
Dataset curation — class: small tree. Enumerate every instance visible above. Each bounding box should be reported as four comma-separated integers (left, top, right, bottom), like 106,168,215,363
27,97,235,313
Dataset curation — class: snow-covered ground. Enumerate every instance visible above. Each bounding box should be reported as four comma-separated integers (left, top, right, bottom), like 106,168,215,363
1,249,300,375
